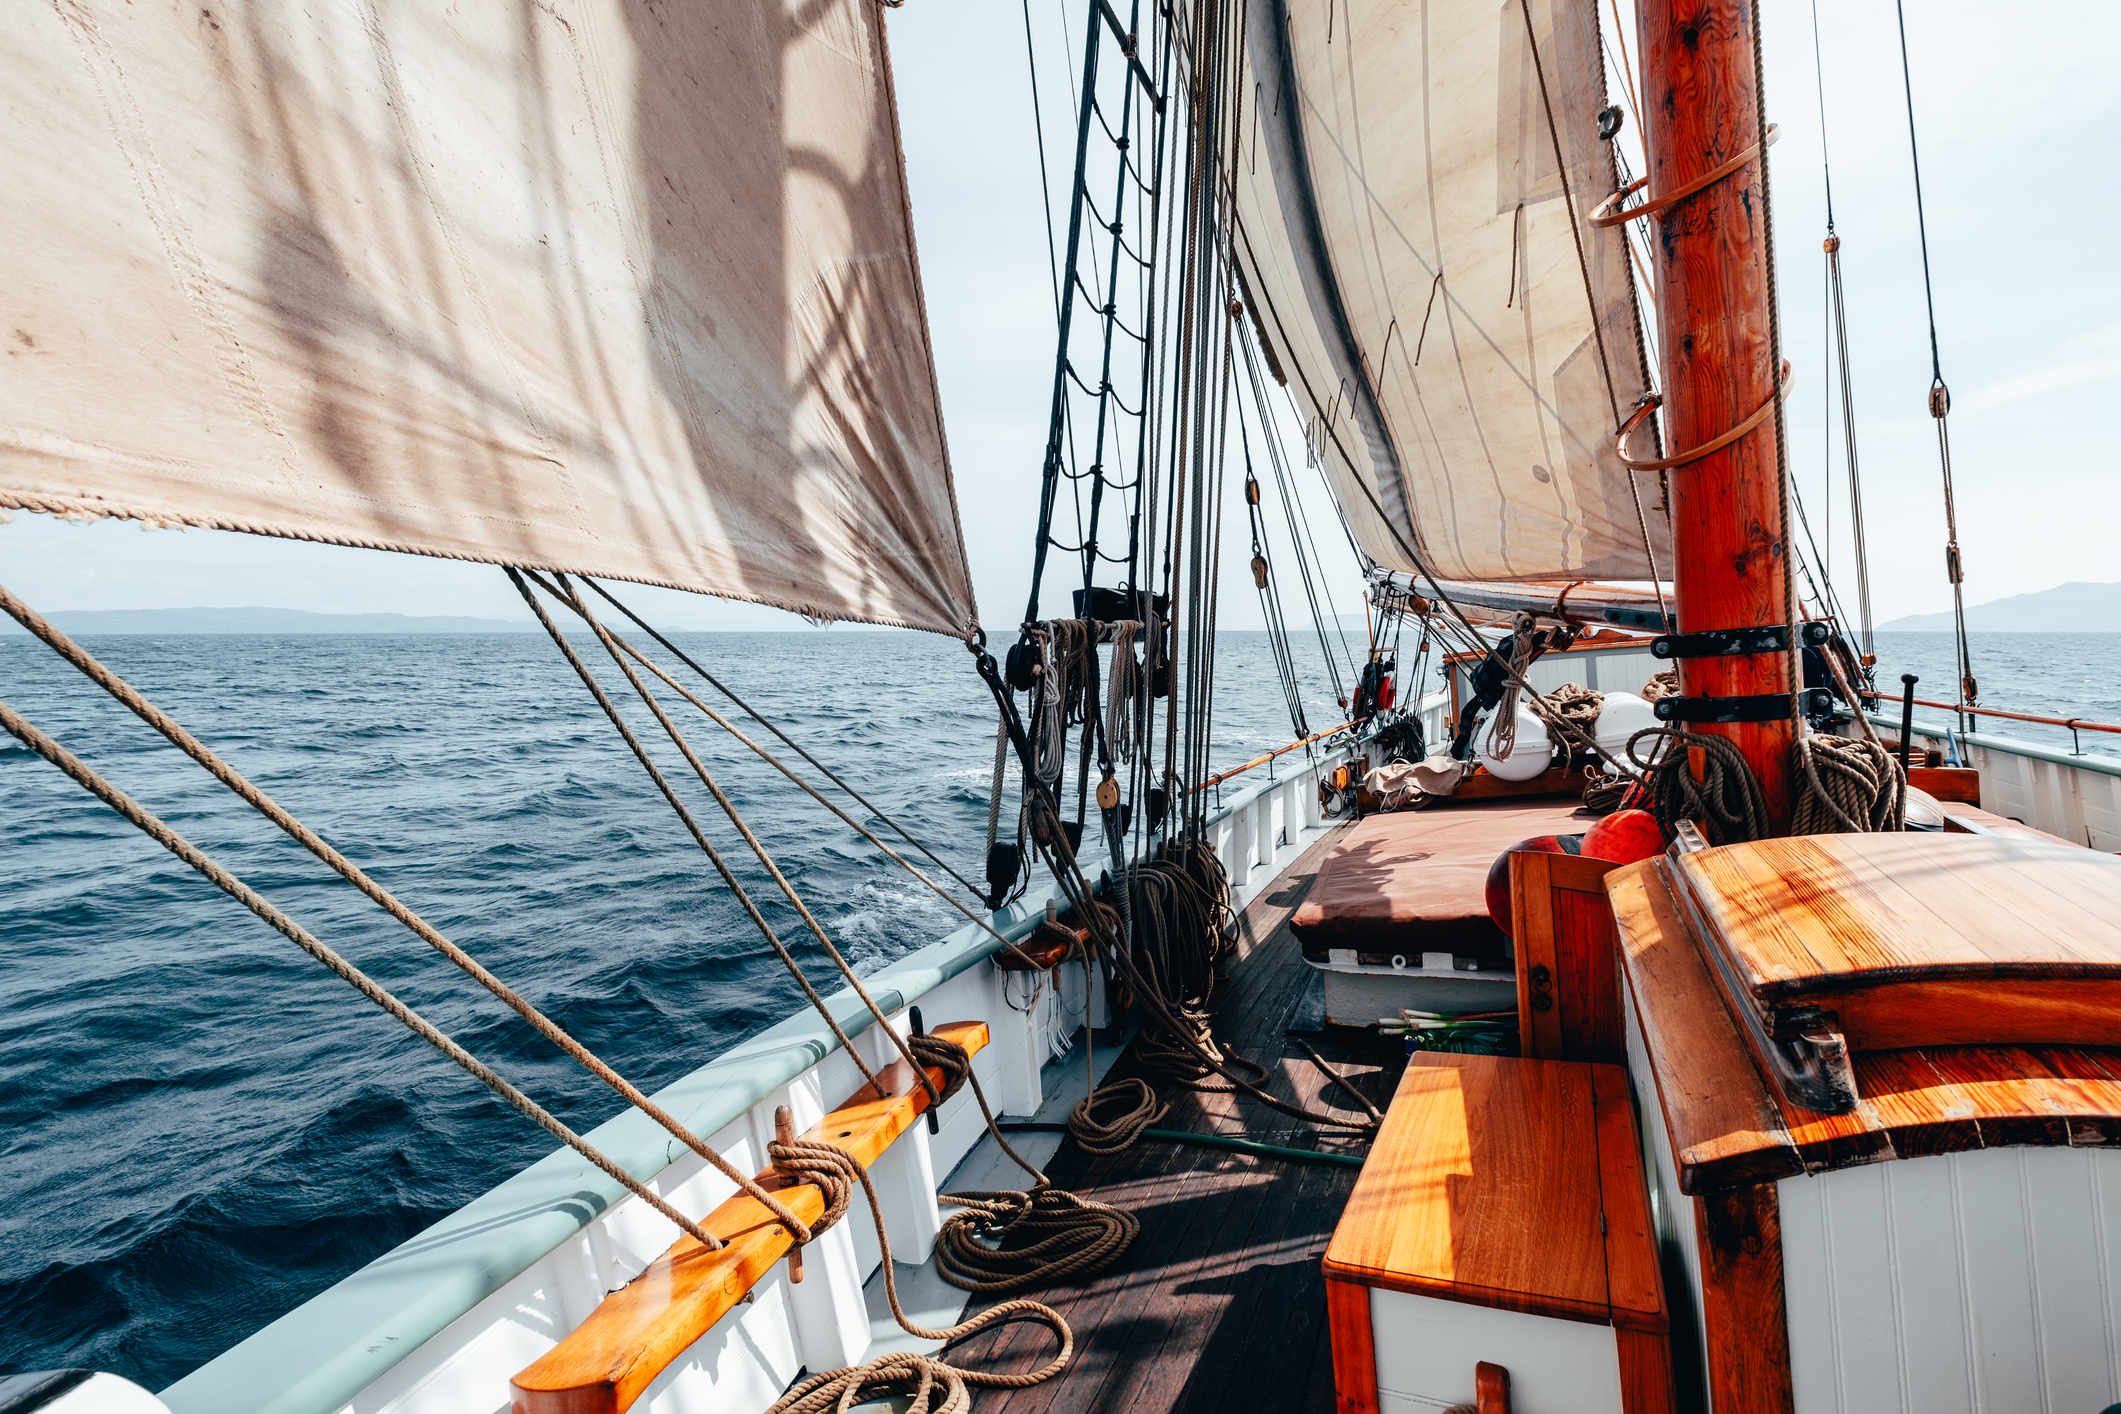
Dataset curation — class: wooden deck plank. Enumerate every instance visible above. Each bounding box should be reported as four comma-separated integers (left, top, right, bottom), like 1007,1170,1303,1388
949,826,1382,1414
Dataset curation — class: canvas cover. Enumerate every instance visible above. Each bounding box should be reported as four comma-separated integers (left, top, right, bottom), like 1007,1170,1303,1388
1236,0,1670,584
0,2,977,635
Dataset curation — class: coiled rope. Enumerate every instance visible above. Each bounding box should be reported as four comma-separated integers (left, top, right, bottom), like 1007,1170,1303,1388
1065,1077,1168,1154
762,1137,1072,1414
1792,733,1904,835
1483,616,1540,759
1628,727,1769,846
1631,724,1904,843
1544,683,1605,765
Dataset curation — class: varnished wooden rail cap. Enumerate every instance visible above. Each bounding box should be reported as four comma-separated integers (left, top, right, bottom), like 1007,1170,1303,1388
509,1020,990,1414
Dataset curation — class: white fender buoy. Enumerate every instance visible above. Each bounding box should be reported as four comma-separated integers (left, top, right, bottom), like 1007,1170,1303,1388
1476,705,1552,781
1592,690,1659,771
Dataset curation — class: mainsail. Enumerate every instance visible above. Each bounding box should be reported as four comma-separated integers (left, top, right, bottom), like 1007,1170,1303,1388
0,1,977,636
1235,0,1669,585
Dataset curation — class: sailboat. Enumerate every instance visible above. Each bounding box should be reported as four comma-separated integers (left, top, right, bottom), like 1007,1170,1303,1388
4,2,2120,1413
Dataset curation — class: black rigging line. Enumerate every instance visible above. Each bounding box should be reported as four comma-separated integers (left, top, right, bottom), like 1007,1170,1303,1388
1808,0,1836,234
1020,0,1064,320
1892,0,1943,386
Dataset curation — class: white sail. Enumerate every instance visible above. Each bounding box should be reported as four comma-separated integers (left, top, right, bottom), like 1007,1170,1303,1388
1235,0,1669,585
0,1,977,636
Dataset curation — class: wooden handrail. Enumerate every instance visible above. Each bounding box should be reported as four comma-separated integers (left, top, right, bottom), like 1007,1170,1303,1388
510,1020,990,1414
1904,696,2121,738
1195,724,1353,792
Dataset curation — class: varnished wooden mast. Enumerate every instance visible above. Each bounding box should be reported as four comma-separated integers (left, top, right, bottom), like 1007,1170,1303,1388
1636,0,1797,831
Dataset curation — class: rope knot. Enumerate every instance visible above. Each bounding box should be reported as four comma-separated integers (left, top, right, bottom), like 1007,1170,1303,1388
765,1139,855,1243
909,1032,971,1106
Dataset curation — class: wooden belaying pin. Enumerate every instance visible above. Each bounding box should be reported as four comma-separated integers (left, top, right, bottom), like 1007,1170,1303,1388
775,1105,802,1284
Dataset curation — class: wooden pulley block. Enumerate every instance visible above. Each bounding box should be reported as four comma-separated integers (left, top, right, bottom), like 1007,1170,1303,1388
1096,776,1120,810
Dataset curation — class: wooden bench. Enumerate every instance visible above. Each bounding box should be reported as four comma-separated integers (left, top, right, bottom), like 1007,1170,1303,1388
510,1020,989,1414
1323,1052,1673,1414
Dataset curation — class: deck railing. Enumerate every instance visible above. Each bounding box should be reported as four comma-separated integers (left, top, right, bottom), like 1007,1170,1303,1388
1898,695,2121,755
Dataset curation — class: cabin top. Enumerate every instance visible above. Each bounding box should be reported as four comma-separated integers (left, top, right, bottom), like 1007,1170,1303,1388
1611,857,2121,1195
1676,831,2121,1001
1322,1052,1665,1333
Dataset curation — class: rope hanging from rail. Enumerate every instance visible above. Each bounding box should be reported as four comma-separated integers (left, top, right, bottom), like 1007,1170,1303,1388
762,1136,1074,1414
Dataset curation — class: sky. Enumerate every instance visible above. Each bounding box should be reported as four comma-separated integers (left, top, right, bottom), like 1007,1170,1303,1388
1,0,2114,630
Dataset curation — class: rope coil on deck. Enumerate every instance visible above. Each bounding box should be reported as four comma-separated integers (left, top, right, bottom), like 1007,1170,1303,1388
936,1186,1142,1295
1066,1076,1168,1153
761,1141,1073,1414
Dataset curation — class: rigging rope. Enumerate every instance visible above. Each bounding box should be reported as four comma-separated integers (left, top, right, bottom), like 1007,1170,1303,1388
511,569,936,1110
581,577,989,901
571,579,1047,965
0,582,808,1241
521,574,1140,1318
1891,0,1977,718
0,697,746,1256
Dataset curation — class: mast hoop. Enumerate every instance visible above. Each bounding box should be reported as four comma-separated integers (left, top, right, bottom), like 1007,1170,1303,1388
1615,361,1794,474
1589,124,1780,228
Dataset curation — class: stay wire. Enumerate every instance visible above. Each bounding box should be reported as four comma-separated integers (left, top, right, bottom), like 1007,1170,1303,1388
510,569,927,1109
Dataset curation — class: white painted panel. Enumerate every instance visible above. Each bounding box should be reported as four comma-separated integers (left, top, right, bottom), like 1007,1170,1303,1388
1621,975,1711,1413
1368,1288,1623,1414
1379,1392,1465,1414
1780,1148,2121,1414
45,1374,173,1413
1879,1159,1974,1414
2022,1149,2117,1414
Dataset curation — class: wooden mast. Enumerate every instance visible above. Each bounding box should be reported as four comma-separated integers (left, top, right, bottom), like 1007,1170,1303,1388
1636,0,1797,831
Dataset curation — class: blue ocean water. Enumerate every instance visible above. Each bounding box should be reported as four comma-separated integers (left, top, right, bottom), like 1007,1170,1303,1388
0,627,1349,1389
1869,631,2121,760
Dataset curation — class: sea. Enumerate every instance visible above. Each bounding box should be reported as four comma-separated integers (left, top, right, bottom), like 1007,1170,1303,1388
0,627,2113,1389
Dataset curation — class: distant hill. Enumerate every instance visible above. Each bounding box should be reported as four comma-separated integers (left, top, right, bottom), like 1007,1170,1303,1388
1881,581,2121,633
0,607,535,635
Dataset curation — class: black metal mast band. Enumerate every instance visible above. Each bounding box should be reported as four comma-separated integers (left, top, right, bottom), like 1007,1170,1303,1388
1654,689,1833,724
1651,621,1831,660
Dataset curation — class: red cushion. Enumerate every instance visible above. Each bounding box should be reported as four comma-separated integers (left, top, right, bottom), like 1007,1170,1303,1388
1291,799,1592,963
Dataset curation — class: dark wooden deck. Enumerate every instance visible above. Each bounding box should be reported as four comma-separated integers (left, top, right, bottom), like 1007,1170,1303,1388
950,828,1401,1413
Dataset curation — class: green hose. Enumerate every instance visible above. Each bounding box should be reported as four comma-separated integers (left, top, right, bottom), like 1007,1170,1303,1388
998,1122,1367,1169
